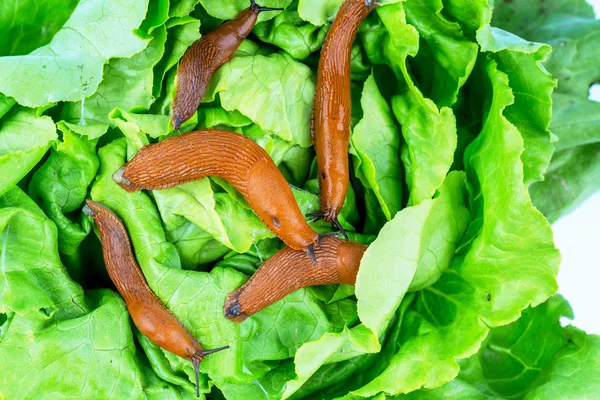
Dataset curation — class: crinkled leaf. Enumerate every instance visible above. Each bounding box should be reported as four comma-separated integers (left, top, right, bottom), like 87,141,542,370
205,51,314,147
254,1,329,60
361,2,457,206
403,0,478,107
199,0,290,22
28,123,99,280
0,107,57,197
351,72,402,221
478,26,556,184
61,25,168,137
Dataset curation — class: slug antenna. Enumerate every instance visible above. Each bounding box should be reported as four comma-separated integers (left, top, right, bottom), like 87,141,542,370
192,359,201,398
306,212,349,241
250,0,284,12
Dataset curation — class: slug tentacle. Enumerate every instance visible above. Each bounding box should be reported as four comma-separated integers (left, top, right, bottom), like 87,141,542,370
224,237,367,323
306,211,349,241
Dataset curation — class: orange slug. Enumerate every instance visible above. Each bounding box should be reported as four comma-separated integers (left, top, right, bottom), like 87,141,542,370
83,200,228,397
224,236,367,322
112,129,326,262
309,0,378,239
171,0,284,130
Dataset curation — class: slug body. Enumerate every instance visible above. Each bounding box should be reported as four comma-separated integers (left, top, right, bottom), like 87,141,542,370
310,0,377,236
172,1,283,129
113,130,320,256
224,237,367,323
83,201,227,397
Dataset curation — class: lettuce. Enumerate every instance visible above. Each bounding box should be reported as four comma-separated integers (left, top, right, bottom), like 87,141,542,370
1,0,599,398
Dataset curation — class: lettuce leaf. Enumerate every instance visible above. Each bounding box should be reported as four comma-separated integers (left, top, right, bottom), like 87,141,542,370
351,72,403,222
361,2,457,206
205,51,314,147
0,108,57,197
0,0,78,56
28,123,98,280
0,0,150,107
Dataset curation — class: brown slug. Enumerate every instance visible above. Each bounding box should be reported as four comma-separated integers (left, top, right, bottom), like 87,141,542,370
309,0,378,239
83,200,228,397
112,129,326,262
171,0,284,130
224,236,367,322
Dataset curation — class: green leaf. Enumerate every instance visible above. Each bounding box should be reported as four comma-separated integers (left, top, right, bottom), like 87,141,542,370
403,0,479,107
408,172,469,292
28,123,99,280
364,3,457,206
0,0,78,56
525,326,600,399
351,72,402,221
0,93,15,119
254,0,329,60
478,26,556,184
61,25,168,137
492,0,595,39
0,0,150,107
0,289,192,399
530,143,600,223
153,16,202,99
551,93,600,151
205,51,314,147
461,57,559,326
0,107,57,197
199,0,291,22
458,295,572,398
0,187,86,318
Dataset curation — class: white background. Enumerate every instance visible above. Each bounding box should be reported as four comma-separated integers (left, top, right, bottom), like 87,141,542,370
553,0,600,334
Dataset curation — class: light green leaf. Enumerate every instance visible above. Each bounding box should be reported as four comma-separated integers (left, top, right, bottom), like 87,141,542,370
0,107,57,197
0,0,150,107
254,1,329,60
461,57,559,326
478,26,556,185
0,187,86,318
403,0,479,107
351,72,402,221
28,123,99,280
199,0,291,22
61,25,168,137
362,3,457,206
205,51,314,147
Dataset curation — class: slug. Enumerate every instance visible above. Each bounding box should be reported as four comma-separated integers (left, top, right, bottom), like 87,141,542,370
224,236,367,322
83,201,228,397
309,0,378,239
171,0,284,130
112,129,325,262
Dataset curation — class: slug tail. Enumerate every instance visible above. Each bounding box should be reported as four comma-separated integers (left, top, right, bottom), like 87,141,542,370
224,295,249,323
